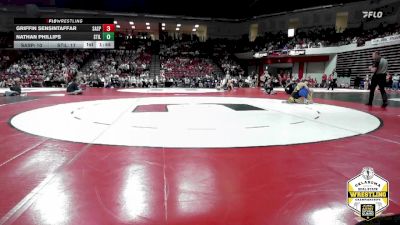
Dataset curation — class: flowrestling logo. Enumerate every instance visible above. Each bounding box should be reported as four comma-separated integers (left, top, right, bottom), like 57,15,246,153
362,11,383,19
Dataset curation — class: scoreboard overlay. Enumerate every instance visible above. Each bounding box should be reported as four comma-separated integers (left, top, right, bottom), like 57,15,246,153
14,18,115,49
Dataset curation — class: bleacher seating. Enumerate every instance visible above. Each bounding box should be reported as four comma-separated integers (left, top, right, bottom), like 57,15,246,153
336,44,400,86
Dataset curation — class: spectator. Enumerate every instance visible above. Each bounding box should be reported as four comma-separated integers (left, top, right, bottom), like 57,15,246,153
66,77,83,95
4,78,21,96
392,73,399,91
321,73,327,88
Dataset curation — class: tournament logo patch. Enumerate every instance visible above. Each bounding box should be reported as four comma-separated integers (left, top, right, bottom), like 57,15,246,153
347,167,389,221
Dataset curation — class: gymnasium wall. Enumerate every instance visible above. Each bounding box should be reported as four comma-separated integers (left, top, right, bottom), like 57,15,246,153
254,0,400,35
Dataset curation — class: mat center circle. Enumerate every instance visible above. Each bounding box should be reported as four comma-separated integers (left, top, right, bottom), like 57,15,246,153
10,97,381,148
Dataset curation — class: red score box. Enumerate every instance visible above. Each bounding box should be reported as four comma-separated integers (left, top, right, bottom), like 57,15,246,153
102,24,115,32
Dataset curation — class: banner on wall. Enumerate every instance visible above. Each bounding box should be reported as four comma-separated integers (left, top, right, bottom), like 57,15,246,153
253,51,268,58
371,34,400,45
289,49,305,56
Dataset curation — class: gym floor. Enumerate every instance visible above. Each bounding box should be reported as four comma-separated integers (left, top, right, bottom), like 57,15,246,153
0,87,399,225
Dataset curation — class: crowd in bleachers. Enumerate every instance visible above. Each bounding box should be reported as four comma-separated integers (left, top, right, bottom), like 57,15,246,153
251,23,400,53
207,40,246,76
0,50,89,88
160,57,215,78
160,42,218,79
0,54,11,71
81,47,151,87
1,22,400,90
218,55,245,77
258,69,347,90
159,41,203,56
0,46,152,88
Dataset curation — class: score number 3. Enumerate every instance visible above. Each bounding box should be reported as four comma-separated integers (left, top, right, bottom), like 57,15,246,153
102,24,115,32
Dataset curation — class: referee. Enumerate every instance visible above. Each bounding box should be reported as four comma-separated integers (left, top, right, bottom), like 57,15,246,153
366,51,388,107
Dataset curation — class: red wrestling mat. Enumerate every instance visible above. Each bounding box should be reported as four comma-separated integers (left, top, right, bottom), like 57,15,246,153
0,88,399,225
